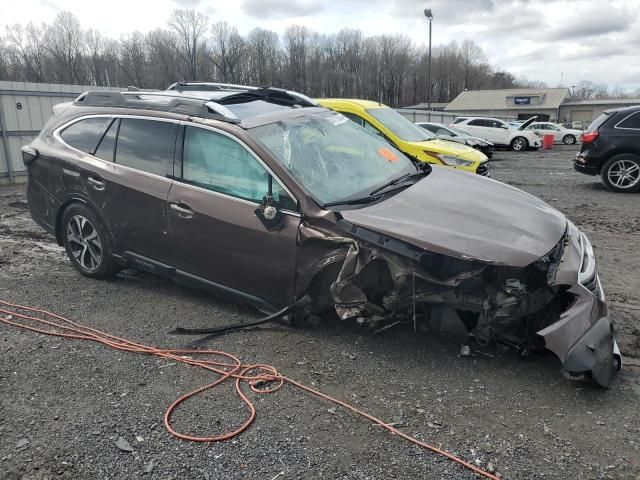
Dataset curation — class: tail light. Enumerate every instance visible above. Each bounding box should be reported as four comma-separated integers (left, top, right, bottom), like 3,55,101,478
581,131,599,143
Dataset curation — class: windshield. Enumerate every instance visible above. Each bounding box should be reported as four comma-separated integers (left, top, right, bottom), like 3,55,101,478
366,108,432,142
250,112,416,206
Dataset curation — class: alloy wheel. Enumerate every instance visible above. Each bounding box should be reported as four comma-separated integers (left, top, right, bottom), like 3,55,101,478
563,135,576,145
512,138,525,151
66,215,103,271
607,159,640,190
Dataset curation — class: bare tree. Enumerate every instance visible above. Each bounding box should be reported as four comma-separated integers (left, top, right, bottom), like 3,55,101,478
44,12,86,84
210,22,246,83
168,9,208,81
0,13,569,105
119,32,146,87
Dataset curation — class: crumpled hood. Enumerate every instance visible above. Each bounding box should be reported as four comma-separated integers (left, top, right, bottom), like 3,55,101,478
340,167,567,267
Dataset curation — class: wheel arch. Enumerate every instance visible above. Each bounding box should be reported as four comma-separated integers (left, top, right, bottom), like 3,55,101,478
597,149,640,174
55,197,116,250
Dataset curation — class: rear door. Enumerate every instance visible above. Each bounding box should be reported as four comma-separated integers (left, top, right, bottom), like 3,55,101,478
166,124,301,309
84,116,177,263
463,119,493,141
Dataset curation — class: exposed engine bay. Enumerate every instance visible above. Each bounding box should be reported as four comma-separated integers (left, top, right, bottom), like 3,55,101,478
297,218,620,387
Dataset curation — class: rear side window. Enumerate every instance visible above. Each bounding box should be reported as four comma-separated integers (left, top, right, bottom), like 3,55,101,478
115,118,176,176
93,119,118,162
468,119,487,127
586,113,610,132
452,118,466,124
617,112,640,130
60,117,111,154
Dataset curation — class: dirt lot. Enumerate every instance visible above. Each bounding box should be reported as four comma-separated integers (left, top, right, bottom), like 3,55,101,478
1,145,639,480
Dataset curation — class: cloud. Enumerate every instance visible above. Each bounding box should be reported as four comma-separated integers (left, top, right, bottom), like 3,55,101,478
546,6,636,40
173,0,202,6
241,0,323,18
559,44,629,61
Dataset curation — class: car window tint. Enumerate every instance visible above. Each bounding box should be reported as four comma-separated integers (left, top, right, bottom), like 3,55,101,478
468,119,485,126
93,119,118,162
115,118,175,176
60,117,111,154
452,118,465,124
618,113,640,130
183,126,272,204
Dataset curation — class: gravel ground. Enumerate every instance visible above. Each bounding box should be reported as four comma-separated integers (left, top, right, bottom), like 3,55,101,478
1,145,639,480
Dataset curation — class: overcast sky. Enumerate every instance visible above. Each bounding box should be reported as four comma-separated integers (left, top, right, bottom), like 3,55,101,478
2,0,639,92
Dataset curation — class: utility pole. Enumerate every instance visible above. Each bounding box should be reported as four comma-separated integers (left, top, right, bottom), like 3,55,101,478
424,9,434,110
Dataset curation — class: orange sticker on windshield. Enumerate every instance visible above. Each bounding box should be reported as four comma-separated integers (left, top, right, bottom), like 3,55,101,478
378,147,399,162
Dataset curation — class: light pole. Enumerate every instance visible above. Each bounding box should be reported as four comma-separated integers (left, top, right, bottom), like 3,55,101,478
424,9,433,111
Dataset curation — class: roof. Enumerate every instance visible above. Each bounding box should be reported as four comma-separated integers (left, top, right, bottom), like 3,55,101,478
561,98,640,106
317,98,387,110
403,102,449,110
445,88,569,111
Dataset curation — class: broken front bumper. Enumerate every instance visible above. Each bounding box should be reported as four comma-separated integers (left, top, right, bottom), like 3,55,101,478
536,225,621,387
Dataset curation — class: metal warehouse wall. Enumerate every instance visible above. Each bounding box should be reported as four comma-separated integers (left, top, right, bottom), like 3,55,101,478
0,81,123,184
397,109,517,124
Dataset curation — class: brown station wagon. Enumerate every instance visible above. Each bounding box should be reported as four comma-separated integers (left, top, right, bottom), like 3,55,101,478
22,83,621,386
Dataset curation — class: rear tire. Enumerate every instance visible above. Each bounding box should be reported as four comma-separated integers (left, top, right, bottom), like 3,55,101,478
601,154,640,193
510,137,528,151
563,134,576,145
61,203,118,278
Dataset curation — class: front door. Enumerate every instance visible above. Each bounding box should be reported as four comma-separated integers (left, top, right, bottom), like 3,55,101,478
166,125,300,309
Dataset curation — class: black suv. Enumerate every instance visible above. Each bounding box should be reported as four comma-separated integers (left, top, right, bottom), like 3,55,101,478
574,105,640,192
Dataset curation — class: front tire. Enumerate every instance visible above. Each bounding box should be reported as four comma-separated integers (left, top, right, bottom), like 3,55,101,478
601,154,640,193
563,134,576,145
510,137,528,151
61,203,118,278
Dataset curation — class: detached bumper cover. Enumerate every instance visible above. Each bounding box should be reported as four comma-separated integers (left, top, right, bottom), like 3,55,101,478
563,317,618,386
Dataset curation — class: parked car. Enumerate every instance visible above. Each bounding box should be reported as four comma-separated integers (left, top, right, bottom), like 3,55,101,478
21,84,620,386
451,116,542,151
415,121,494,158
317,99,490,176
574,105,640,192
525,122,582,145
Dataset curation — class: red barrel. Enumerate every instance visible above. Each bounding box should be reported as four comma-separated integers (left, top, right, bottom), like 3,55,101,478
542,134,554,149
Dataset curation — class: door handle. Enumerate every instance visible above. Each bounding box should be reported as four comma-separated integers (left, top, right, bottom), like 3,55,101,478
87,176,106,190
170,202,194,219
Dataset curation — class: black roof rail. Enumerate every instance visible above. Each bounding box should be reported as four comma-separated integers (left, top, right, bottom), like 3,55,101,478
167,82,258,92
217,87,318,108
166,82,318,108
73,91,240,123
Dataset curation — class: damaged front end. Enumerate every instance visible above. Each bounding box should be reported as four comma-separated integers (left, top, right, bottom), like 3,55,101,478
299,219,621,387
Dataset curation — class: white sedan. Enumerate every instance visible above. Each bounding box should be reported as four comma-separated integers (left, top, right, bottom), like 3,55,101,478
524,122,583,145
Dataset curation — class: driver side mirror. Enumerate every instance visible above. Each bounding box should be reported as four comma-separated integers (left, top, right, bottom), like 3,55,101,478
255,193,284,231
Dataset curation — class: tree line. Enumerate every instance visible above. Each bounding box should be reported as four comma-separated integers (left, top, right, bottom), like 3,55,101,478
0,9,603,107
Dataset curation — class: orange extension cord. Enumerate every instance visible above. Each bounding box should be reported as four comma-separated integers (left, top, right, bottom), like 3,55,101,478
0,299,500,480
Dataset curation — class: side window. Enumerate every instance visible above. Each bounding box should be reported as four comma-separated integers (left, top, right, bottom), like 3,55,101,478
182,126,295,209
363,119,383,137
115,118,176,176
94,119,118,162
452,118,465,124
617,113,640,130
342,112,365,127
60,117,111,154
468,119,487,127
489,121,504,129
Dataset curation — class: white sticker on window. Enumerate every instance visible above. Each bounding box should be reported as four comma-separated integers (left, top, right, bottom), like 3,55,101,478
326,113,348,126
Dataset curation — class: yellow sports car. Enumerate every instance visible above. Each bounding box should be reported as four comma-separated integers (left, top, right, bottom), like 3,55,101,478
317,99,490,176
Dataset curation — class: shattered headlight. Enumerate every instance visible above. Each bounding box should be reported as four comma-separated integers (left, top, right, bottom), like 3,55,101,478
426,152,474,167
578,231,596,286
